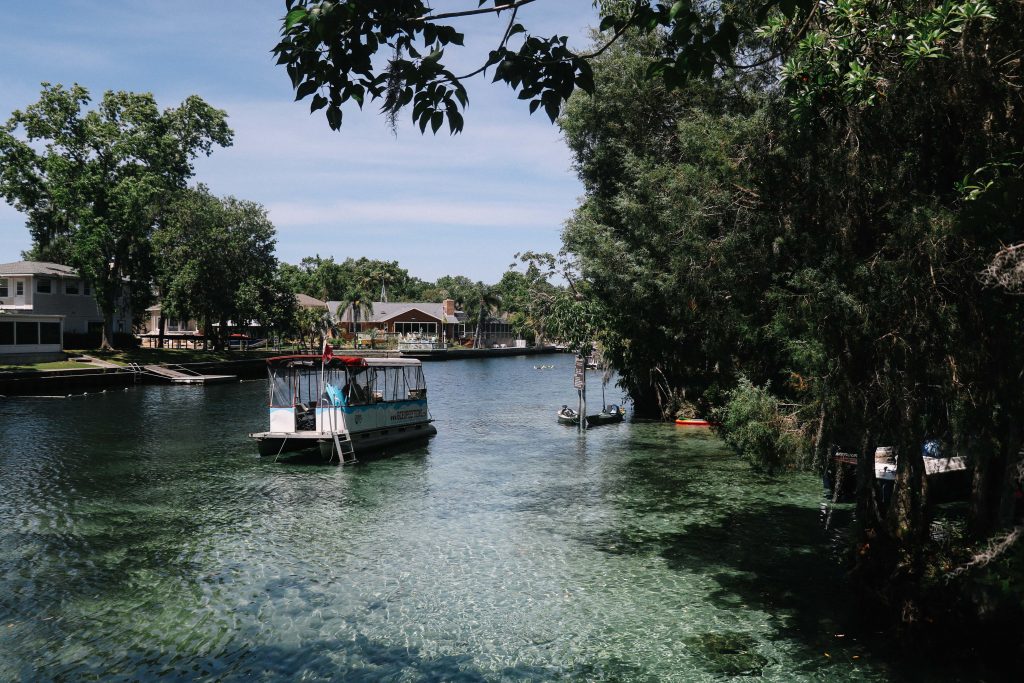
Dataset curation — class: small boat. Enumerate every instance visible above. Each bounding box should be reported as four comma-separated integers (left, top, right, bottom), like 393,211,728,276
557,405,580,425
586,404,625,426
249,354,436,461
675,418,712,427
227,333,266,349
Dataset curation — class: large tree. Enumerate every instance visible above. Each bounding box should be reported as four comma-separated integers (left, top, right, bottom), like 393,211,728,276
470,283,502,348
153,186,292,349
559,0,1024,646
0,84,233,348
494,261,558,343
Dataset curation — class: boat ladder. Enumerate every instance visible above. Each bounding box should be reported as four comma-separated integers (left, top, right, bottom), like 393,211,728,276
331,431,357,465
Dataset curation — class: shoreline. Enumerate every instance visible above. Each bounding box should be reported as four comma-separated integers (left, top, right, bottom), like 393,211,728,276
0,346,564,396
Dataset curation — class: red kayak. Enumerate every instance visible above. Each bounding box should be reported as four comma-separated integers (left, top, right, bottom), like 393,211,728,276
675,418,712,427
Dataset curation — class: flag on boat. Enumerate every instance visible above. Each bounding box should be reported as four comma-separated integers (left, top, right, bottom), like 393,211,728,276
322,341,333,362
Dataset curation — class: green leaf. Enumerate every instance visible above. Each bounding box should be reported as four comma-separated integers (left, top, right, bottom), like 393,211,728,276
576,61,595,94
326,105,342,130
542,97,559,122
295,79,319,101
285,8,307,29
310,94,328,113
448,110,464,134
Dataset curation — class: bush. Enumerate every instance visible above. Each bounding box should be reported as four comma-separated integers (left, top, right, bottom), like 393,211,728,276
720,377,808,474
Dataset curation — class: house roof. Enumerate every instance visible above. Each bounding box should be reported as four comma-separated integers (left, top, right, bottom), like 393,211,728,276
0,261,78,277
295,293,328,309
327,300,467,323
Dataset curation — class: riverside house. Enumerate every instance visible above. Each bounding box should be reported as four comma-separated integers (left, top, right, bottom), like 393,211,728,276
328,299,468,344
0,260,132,361
328,298,515,348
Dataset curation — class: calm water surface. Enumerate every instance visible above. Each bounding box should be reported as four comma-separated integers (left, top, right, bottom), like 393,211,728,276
0,357,943,681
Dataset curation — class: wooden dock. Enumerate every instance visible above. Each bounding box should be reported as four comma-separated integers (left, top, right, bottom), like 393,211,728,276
140,364,236,385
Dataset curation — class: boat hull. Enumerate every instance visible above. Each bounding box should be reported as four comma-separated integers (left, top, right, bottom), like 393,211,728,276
586,412,624,426
251,421,437,460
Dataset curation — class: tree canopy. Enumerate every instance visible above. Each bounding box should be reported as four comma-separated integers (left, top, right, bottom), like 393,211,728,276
273,0,814,132
154,186,293,348
556,0,1024,647
0,83,233,348
278,255,429,303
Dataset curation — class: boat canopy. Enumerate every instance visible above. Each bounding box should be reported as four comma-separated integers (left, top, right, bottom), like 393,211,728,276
266,355,427,408
266,354,367,368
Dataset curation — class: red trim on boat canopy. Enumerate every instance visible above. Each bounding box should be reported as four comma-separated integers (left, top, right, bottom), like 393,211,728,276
265,354,367,367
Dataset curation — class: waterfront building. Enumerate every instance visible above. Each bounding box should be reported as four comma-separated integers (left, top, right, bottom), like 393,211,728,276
327,298,517,348
328,299,468,344
0,260,133,360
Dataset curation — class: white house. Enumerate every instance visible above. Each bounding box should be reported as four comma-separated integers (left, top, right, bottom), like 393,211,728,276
0,260,132,358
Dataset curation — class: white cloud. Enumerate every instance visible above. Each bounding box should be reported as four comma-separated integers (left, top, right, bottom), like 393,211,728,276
268,198,567,230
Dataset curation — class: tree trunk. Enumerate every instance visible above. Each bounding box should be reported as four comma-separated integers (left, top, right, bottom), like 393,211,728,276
855,429,884,536
98,283,117,351
475,303,485,348
215,317,228,350
971,416,1024,537
95,275,119,351
157,313,165,349
100,314,115,351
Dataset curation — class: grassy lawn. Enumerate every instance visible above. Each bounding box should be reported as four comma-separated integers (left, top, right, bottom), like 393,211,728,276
85,347,283,365
0,360,91,373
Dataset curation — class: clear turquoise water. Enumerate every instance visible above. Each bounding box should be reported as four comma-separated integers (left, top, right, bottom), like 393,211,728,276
0,356,939,681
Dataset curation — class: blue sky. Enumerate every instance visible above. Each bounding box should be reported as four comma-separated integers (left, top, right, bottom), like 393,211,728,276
0,1,600,283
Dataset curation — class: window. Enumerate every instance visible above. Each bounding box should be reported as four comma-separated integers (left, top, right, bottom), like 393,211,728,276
40,322,61,345
0,322,12,345
37,278,51,294
395,321,437,337
0,279,7,297
83,281,90,295
16,281,23,296
16,322,38,345
65,280,79,295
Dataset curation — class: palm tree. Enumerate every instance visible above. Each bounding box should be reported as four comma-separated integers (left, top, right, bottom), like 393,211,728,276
294,305,331,352
472,284,502,349
341,286,374,342
369,265,396,303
